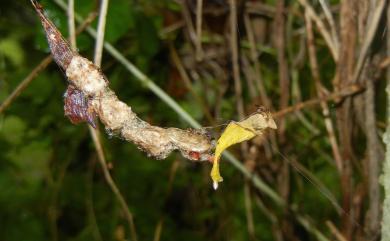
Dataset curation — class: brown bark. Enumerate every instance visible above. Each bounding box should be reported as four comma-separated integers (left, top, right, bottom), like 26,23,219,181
336,0,358,239
275,0,289,142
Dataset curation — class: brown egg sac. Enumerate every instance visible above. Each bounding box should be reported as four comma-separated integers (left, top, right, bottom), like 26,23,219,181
64,85,97,128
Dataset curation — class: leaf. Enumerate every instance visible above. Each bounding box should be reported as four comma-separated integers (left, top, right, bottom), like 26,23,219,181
0,116,27,145
0,38,24,66
211,109,277,189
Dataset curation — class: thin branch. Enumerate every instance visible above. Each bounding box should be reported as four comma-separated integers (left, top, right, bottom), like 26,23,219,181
93,0,109,66
318,0,339,50
152,159,179,241
0,56,52,114
243,13,272,109
67,0,76,50
364,68,381,236
326,221,347,241
195,0,203,61
229,0,245,119
275,0,289,140
86,158,103,241
180,0,198,51
90,1,138,240
305,10,343,173
67,4,104,241
0,11,97,115
352,0,386,83
244,184,256,240
273,84,363,119
169,43,214,124
297,0,339,61
89,127,138,241
381,4,390,240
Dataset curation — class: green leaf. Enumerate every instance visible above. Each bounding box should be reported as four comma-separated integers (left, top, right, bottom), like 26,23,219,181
0,38,24,66
0,115,27,145
105,0,134,43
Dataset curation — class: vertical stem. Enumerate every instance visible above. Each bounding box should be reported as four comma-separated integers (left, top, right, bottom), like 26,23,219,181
92,1,138,241
381,5,390,241
86,158,103,241
337,0,357,238
243,13,272,109
67,2,106,241
305,11,343,173
89,127,138,241
94,0,109,66
195,0,203,61
275,0,289,141
229,0,244,119
67,0,76,50
365,73,381,236
244,184,256,240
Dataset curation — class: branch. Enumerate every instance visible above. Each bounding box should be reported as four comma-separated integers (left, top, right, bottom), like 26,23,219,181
31,0,213,161
89,1,139,240
273,84,363,119
0,10,97,115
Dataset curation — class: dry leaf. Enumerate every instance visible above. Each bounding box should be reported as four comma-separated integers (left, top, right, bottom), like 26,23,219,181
211,109,277,189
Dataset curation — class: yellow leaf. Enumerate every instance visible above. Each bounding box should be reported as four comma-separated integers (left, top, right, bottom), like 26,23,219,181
211,109,277,189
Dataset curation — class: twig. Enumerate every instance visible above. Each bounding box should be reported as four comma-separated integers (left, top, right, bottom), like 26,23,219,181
326,221,347,241
295,214,330,241
381,4,390,240
67,4,103,241
0,56,52,114
90,1,138,240
180,0,198,50
275,0,289,140
229,0,245,119
229,5,254,238
297,0,338,61
32,0,214,158
243,13,272,109
352,0,386,83
93,0,109,66
318,0,339,50
195,0,203,61
67,0,76,50
86,158,103,241
244,183,256,240
273,84,363,118
152,159,179,241
305,10,343,173
89,127,138,241
364,69,381,236
169,43,214,123
0,11,97,115
245,1,276,18
54,0,200,128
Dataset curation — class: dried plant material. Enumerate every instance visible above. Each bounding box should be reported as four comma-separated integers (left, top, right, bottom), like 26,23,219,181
211,109,277,189
66,55,108,95
30,0,74,69
31,0,213,161
64,85,97,128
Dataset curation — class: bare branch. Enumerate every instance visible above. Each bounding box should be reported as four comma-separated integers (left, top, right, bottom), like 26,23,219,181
31,0,214,162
